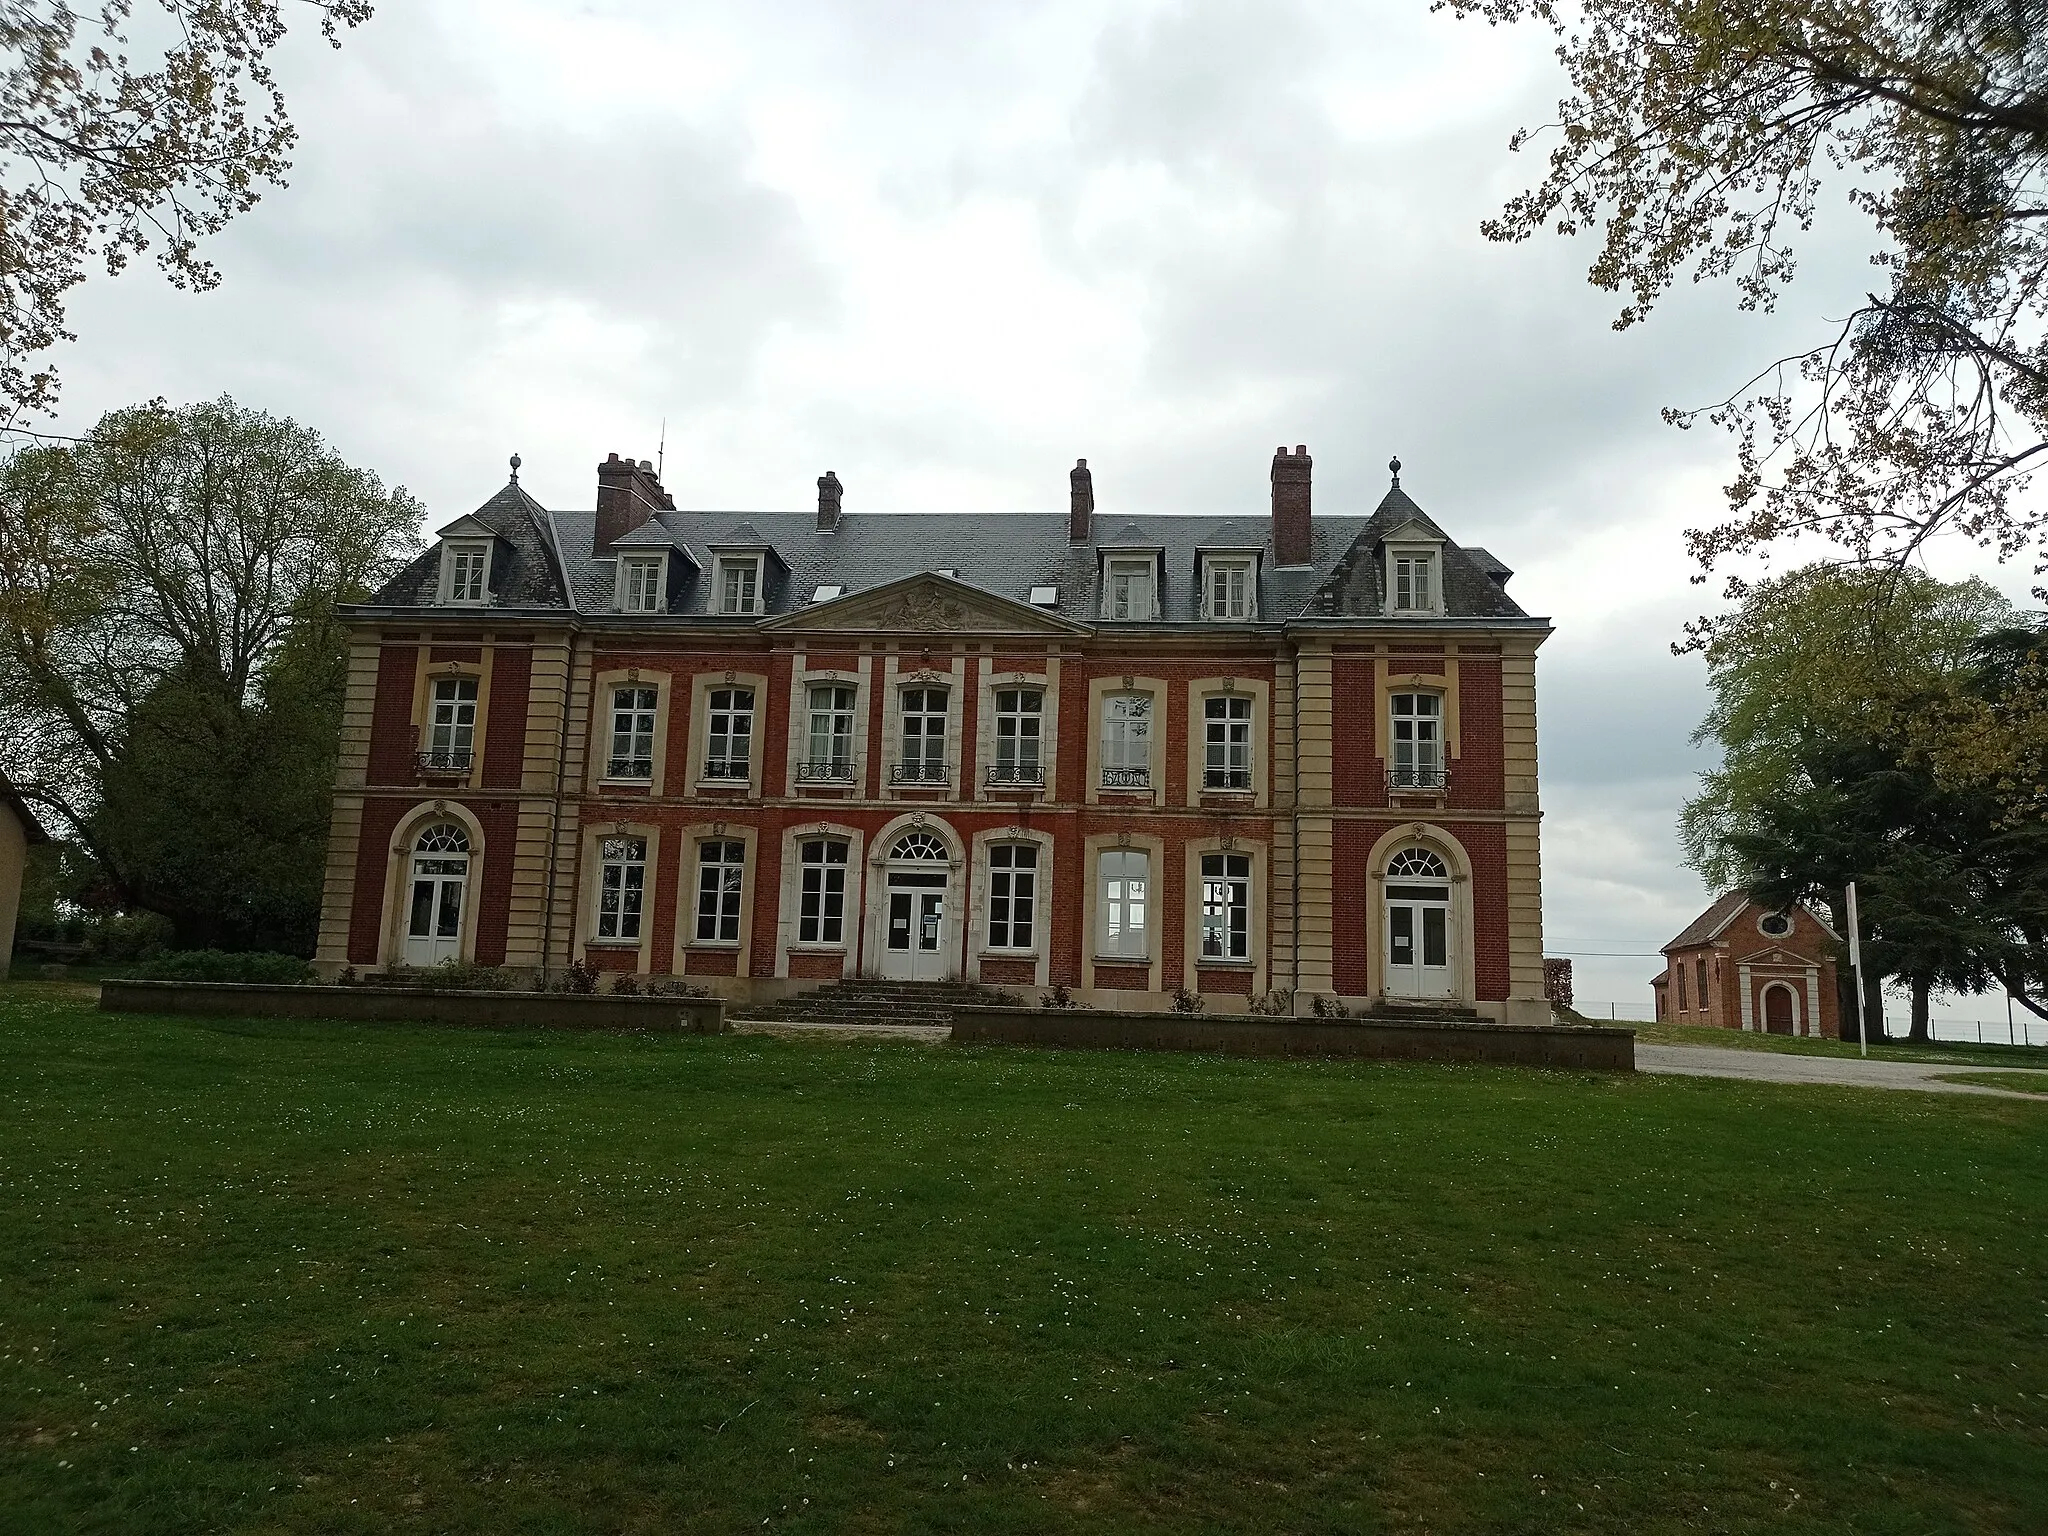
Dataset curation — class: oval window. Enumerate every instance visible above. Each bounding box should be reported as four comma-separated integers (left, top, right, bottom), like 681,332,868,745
1758,912,1793,937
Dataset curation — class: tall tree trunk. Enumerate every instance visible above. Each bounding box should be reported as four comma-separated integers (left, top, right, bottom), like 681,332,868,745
1909,975,1932,1043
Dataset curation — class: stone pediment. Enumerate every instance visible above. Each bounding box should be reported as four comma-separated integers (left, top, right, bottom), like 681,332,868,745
1730,945,1817,968
764,573,1087,635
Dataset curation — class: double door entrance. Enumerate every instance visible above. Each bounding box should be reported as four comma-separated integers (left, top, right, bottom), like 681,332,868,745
1384,882,1453,999
881,872,948,980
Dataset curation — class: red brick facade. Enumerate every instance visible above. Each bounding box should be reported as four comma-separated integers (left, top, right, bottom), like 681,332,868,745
1652,895,1842,1039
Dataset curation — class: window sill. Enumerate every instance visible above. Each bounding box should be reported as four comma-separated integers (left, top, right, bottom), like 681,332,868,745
585,939,644,950
1093,954,1152,966
1195,957,1254,969
1198,787,1256,800
978,950,1041,962
685,940,741,952
598,776,656,790
785,943,848,955
694,778,753,793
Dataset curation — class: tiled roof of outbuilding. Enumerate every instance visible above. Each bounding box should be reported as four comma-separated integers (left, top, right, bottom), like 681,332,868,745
1663,891,1751,952
366,472,1540,626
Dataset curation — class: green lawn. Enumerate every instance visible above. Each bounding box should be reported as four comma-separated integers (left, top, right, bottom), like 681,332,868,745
1,983,2043,1534
1936,1070,2048,1096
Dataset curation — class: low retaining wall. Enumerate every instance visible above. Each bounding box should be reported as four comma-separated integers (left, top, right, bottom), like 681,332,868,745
99,980,725,1034
951,1006,1633,1071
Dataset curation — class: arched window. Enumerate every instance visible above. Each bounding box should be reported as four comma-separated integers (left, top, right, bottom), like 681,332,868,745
416,823,471,854
1385,847,1447,879
890,830,948,861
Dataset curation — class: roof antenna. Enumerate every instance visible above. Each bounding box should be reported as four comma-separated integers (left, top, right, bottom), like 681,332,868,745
1389,455,1401,488
656,417,666,481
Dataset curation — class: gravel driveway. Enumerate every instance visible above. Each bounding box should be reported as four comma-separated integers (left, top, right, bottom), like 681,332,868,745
1637,1044,2046,1099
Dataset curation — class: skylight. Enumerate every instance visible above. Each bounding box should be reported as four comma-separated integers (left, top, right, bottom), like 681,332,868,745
1029,585,1058,607
811,584,843,603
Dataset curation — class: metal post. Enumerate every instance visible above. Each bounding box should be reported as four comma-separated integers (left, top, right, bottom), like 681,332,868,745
2010,991,2017,1047
1847,882,1869,1059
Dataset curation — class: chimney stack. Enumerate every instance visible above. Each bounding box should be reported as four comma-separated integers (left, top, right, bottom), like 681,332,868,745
594,452,675,556
1069,458,1094,543
1271,444,1311,566
817,470,843,531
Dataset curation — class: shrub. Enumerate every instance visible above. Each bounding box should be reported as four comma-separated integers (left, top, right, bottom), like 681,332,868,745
608,971,641,996
1309,994,1351,1020
1543,957,1575,1008
1248,988,1294,1016
134,950,315,985
645,978,712,998
1039,984,1077,1009
550,960,600,995
1170,987,1206,1015
87,911,176,964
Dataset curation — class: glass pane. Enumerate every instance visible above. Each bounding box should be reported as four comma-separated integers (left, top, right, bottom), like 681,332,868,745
435,879,463,939
409,880,435,938
1390,906,1414,965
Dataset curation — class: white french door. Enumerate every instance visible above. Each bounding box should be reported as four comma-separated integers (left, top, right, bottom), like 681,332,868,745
881,874,947,980
1383,882,1453,998
404,854,468,966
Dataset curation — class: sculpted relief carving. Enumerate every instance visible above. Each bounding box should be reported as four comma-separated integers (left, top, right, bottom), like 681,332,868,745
877,590,972,630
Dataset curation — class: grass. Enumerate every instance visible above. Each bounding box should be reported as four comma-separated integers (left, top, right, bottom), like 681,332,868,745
1620,1013,2048,1067
1935,1070,2048,1096
1,981,2043,1534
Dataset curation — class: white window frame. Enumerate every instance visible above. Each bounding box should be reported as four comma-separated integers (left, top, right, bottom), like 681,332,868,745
438,541,491,606
1200,852,1251,961
1103,555,1159,621
986,843,1038,951
606,685,659,781
804,683,857,782
897,685,949,782
1388,545,1442,615
714,555,763,616
695,839,746,944
1100,692,1153,788
992,687,1043,784
1096,849,1150,959
797,839,848,946
704,687,754,781
426,676,479,766
1389,691,1444,788
617,553,667,613
1202,555,1256,620
1203,694,1253,791
594,836,648,941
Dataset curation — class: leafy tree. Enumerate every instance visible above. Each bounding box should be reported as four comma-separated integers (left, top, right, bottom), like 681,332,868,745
1450,0,2048,594
1683,564,2048,1037
0,1,374,423
0,396,420,948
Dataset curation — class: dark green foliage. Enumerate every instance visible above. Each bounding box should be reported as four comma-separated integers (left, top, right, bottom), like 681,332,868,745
131,950,315,985
379,962,517,992
0,987,2041,1533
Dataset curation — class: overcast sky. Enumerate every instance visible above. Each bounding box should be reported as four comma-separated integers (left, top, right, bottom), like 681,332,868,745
45,0,2039,1023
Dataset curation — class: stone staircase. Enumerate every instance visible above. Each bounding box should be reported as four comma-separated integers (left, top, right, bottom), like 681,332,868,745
731,978,1025,1029
1350,1000,1489,1025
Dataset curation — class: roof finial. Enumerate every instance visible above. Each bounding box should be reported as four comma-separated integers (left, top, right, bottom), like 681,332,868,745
1389,455,1401,488
509,452,522,484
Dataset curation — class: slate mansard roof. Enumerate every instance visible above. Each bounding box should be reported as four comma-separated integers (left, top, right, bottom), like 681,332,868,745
366,472,1543,628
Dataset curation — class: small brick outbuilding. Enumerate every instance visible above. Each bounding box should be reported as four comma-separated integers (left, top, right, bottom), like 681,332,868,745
1651,891,1841,1038
0,772,50,982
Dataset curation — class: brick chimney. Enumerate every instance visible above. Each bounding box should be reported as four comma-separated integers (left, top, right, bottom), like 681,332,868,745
817,470,843,532
594,452,675,555
1271,444,1311,566
1069,458,1094,543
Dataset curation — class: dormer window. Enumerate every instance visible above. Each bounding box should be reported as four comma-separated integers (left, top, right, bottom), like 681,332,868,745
617,554,666,613
439,541,490,605
715,555,762,615
1386,543,1442,615
1103,556,1158,621
1202,555,1256,620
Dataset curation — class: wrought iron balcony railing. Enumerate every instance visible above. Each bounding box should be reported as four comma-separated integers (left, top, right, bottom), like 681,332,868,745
1387,765,1451,792
1203,766,1252,791
417,748,473,775
890,760,950,785
796,758,856,783
1100,766,1151,790
701,756,750,781
986,762,1046,787
605,755,654,780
